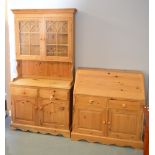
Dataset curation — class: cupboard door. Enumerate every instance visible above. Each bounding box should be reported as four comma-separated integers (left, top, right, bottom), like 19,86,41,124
44,17,73,62
39,98,69,129
15,17,43,60
108,109,143,140
73,105,107,136
12,96,37,125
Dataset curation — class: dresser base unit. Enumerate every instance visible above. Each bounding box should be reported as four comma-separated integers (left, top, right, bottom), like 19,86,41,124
11,123,70,137
10,78,72,138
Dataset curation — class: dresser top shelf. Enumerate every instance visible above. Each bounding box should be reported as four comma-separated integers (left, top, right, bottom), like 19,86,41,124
12,8,77,14
10,78,72,89
74,68,145,101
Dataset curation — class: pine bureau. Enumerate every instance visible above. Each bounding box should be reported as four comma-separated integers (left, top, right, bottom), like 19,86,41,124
71,68,145,148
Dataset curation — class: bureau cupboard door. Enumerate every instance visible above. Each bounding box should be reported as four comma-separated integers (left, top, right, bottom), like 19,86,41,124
44,17,73,62
39,98,68,129
15,17,43,60
108,109,143,140
73,106,107,136
11,96,37,125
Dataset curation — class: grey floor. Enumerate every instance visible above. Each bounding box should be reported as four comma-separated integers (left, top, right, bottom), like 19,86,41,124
5,117,143,155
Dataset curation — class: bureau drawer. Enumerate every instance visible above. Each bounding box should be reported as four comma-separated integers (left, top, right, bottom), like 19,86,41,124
39,88,69,100
75,95,107,107
108,100,143,110
11,86,37,97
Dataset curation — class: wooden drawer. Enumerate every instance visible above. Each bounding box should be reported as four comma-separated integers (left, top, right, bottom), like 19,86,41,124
108,99,143,110
39,98,67,108
11,86,37,97
75,95,107,107
39,88,69,100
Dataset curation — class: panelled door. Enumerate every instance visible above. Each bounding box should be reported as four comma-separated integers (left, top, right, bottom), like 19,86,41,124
38,98,69,129
73,105,107,136
108,108,143,140
12,96,37,125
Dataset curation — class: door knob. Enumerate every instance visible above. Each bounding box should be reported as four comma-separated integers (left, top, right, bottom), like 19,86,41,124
102,121,106,124
50,95,55,100
39,106,43,110
89,100,94,104
122,104,126,108
107,121,111,125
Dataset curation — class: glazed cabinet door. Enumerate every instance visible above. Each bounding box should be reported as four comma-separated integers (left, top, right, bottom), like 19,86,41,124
44,16,73,62
38,98,69,129
15,16,43,60
11,96,37,125
108,108,143,140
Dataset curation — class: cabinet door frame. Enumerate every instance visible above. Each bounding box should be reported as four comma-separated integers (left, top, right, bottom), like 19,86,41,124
43,16,73,62
14,14,74,62
73,104,108,136
11,96,37,125
108,108,143,140
38,98,69,129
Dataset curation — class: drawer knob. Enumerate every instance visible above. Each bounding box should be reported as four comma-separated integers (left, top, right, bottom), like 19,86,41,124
50,95,55,100
34,106,38,110
122,104,126,108
39,106,43,110
89,100,94,104
102,121,106,124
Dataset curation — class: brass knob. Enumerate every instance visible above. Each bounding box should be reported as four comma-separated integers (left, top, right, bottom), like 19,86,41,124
50,95,55,100
89,100,94,104
102,121,106,124
122,104,126,108
39,106,43,110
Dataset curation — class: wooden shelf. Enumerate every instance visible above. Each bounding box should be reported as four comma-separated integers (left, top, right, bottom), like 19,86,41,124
11,78,72,89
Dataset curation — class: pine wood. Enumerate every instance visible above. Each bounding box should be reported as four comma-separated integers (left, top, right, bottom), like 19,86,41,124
71,68,145,148
11,96,37,125
74,68,145,101
19,61,72,79
10,123,70,138
10,78,72,89
13,10,76,63
71,132,143,148
144,106,149,155
12,9,77,14
10,9,76,137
